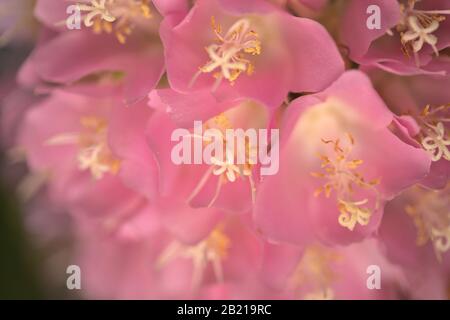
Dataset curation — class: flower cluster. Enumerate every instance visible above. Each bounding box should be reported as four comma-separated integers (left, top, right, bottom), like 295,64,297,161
1,0,449,299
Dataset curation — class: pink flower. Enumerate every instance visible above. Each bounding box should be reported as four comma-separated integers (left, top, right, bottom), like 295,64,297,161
154,214,265,299
261,239,407,299
18,0,188,104
161,0,344,108
17,89,158,209
378,184,450,299
147,92,272,213
72,198,165,299
254,71,431,246
340,0,450,75
74,211,266,299
367,67,450,189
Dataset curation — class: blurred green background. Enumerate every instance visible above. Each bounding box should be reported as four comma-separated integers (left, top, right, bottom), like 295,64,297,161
0,160,45,299
0,43,67,299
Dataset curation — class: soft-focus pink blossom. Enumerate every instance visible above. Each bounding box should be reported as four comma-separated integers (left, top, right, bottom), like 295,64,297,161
18,0,188,104
75,212,266,299
379,184,450,299
17,89,158,209
261,239,407,299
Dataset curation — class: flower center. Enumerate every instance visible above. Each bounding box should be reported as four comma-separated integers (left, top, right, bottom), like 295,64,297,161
76,0,152,43
311,134,380,231
392,0,450,64
289,245,341,300
190,17,262,91
413,104,450,161
157,227,231,289
405,184,450,261
46,116,121,179
187,113,257,207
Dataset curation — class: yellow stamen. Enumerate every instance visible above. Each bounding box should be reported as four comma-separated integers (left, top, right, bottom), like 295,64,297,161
414,104,450,162
395,0,450,64
312,134,380,231
187,113,257,207
46,116,121,180
338,199,372,231
76,0,153,44
190,17,262,90
157,226,231,289
289,244,341,300
405,184,450,261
